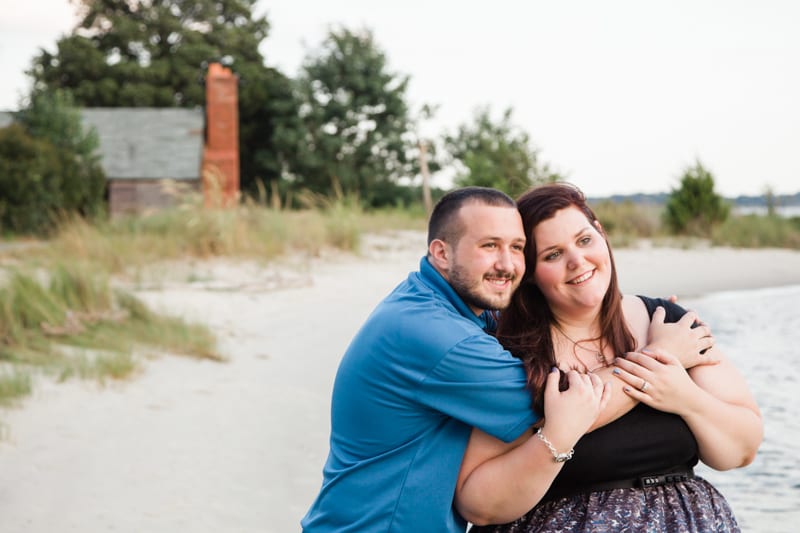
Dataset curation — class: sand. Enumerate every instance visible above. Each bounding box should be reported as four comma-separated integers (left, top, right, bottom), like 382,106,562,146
1,231,799,533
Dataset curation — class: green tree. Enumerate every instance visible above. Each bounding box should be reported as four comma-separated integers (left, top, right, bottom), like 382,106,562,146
0,124,63,233
292,27,415,206
763,185,778,217
663,160,730,235
17,89,106,218
26,0,300,195
444,107,560,198
0,90,105,233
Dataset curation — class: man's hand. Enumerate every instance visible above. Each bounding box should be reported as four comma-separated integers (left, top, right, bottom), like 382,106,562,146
647,306,718,369
540,369,612,450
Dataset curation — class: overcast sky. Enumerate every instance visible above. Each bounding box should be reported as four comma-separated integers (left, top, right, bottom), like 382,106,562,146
1,0,798,198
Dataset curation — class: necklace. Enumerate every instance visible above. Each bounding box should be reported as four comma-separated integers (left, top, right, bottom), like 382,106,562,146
552,322,609,371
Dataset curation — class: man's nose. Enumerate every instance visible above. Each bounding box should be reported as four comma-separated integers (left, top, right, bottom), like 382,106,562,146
495,247,515,272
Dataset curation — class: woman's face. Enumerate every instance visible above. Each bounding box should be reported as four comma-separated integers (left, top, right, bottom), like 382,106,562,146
531,206,612,317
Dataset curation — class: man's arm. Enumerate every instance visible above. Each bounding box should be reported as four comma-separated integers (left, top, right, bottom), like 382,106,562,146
455,371,610,525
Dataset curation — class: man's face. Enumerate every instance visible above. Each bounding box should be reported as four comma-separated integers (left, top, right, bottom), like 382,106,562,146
443,203,526,315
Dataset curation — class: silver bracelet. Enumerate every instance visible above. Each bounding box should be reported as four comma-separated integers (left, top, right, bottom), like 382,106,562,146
536,428,574,463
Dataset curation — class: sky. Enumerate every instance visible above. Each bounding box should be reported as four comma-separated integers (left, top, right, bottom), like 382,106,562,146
1,0,798,198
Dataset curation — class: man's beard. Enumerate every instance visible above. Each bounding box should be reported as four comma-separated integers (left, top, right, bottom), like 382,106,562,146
448,263,515,312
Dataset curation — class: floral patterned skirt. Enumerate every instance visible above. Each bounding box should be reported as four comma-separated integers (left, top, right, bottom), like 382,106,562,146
469,476,740,533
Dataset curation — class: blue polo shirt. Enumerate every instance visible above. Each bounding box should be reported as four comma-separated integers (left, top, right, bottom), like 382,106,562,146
302,257,539,532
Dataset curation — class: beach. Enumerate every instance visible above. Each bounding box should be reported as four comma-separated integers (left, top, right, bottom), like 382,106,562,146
1,230,799,533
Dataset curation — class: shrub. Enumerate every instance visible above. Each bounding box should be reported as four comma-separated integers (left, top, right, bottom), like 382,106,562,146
663,161,729,235
0,124,64,233
0,90,106,235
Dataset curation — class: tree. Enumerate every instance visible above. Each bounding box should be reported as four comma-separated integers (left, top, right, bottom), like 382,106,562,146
763,185,778,217
26,0,300,195
0,124,63,233
292,27,415,206
410,103,441,216
663,160,730,235
0,90,105,233
444,106,560,198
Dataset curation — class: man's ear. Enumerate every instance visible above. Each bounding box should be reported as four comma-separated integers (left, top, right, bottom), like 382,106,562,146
428,239,450,271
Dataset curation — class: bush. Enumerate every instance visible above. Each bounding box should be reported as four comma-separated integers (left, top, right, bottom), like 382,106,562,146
0,124,64,233
663,161,730,235
0,90,106,235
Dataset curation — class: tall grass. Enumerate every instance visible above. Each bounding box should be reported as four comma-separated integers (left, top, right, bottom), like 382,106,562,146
589,200,664,246
0,196,426,406
712,215,800,249
21,194,426,275
0,261,219,404
0,369,32,406
41,204,293,273
590,200,800,249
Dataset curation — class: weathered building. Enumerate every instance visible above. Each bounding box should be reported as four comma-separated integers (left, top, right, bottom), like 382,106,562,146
0,63,239,216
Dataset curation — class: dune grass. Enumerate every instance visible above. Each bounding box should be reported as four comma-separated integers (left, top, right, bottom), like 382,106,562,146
0,370,32,406
0,196,425,406
19,194,426,276
0,260,220,405
712,214,800,248
589,200,663,247
591,200,800,249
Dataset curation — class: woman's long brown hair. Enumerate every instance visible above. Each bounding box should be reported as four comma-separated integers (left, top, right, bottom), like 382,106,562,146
497,183,636,413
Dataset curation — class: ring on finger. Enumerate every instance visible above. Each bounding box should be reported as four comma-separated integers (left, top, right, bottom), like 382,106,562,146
639,380,649,392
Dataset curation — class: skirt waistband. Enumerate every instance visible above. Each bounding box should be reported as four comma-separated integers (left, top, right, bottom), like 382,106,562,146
542,467,695,502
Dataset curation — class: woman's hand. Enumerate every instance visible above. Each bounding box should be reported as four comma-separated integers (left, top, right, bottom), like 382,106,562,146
612,348,699,415
613,346,763,470
647,306,717,369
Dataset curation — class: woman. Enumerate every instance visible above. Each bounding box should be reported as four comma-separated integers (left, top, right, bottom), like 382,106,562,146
456,183,762,532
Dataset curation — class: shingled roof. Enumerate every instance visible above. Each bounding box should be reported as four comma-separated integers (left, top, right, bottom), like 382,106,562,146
1,108,205,181
81,108,204,180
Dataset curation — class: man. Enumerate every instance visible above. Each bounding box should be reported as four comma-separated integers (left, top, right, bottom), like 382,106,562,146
302,187,546,532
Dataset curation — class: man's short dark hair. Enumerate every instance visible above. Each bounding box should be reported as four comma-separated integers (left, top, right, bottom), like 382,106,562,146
427,187,516,246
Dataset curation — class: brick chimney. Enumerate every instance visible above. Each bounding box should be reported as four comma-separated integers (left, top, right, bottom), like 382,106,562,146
202,62,240,207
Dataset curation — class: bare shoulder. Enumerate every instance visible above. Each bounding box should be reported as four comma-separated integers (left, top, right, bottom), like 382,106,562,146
621,294,647,317
621,294,649,349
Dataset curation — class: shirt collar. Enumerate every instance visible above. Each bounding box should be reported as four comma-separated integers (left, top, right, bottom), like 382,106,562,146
419,256,495,331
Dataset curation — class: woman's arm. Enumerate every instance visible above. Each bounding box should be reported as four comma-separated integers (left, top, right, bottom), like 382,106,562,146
614,347,762,470
455,370,610,526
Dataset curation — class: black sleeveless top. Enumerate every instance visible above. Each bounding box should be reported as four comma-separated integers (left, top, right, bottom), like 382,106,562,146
542,296,699,500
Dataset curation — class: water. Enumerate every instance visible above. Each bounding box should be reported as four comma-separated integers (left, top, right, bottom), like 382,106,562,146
732,205,800,218
684,285,800,532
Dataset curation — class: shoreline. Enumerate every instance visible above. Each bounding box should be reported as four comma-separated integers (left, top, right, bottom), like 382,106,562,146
613,243,800,297
1,232,799,532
